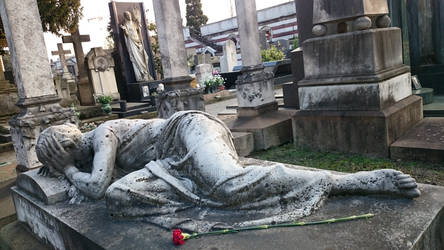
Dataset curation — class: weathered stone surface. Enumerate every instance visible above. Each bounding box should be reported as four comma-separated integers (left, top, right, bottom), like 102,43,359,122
301,28,406,85
220,40,238,73
228,111,293,150
236,66,275,110
390,118,444,163
156,88,205,118
299,73,412,111
153,0,189,79
283,83,299,109
0,0,56,100
16,169,70,205
294,0,314,43
10,171,444,250
235,0,262,67
313,0,389,25
195,64,213,88
232,132,254,157
413,88,434,105
293,95,423,157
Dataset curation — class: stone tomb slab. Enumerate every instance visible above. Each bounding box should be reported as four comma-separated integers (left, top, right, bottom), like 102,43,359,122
390,118,444,163
10,169,444,250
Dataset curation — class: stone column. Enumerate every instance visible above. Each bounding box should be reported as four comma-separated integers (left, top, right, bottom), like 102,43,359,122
234,0,276,117
0,0,77,171
153,0,204,118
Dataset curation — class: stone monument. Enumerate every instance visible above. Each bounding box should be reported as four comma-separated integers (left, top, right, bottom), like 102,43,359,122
0,0,77,171
195,64,213,88
227,0,293,151
109,1,157,102
63,30,95,106
86,47,120,101
13,110,444,250
220,39,237,73
292,0,423,157
52,43,80,107
152,0,204,119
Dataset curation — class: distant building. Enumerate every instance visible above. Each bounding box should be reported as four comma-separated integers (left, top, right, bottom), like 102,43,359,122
50,57,78,78
183,2,297,65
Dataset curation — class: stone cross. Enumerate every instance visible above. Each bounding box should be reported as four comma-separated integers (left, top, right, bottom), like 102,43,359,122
63,30,94,105
51,43,71,73
0,0,76,171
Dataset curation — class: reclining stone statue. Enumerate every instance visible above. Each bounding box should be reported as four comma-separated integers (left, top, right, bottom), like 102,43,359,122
35,111,420,230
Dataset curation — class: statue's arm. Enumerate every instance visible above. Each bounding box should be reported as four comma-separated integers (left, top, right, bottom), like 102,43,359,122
65,127,118,199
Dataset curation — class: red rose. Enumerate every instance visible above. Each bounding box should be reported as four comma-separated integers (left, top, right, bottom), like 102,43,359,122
173,229,185,245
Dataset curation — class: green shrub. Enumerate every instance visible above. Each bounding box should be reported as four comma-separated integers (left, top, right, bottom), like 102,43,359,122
97,95,113,105
261,45,285,62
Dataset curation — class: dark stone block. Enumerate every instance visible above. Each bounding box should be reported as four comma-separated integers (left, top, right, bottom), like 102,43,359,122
282,83,299,109
292,95,423,157
295,0,314,43
301,28,405,85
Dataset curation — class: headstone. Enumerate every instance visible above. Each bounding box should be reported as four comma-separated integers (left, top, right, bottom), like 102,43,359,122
0,0,77,171
195,64,213,88
62,30,95,105
51,43,79,106
293,0,423,157
258,26,272,50
194,53,212,65
274,39,291,56
86,47,120,101
220,40,237,73
152,0,204,118
109,1,157,102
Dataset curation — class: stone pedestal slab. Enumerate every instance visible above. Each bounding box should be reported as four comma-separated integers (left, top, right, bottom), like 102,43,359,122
301,28,406,85
228,111,293,150
156,87,205,119
293,95,423,157
236,66,276,113
299,73,412,111
390,118,444,163
10,159,444,250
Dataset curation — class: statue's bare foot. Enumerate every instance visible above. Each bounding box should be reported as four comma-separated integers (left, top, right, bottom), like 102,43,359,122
374,170,421,198
332,169,421,198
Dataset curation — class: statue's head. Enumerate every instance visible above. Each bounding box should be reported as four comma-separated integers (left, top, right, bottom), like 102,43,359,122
123,11,132,22
36,124,83,171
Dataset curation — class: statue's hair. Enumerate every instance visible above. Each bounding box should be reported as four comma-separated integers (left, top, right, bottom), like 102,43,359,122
36,123,81,164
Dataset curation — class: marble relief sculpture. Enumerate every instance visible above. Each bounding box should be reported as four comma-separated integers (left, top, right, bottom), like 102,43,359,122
35,111,420,231
121,9,153,82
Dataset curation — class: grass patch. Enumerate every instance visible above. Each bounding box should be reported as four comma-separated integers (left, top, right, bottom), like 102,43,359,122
251,144,444,186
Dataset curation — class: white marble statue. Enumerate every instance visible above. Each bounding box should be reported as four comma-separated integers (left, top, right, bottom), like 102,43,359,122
121,10,153,82
35,111,420,230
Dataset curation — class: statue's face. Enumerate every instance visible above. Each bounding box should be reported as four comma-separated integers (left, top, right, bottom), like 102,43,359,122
124,11,132,21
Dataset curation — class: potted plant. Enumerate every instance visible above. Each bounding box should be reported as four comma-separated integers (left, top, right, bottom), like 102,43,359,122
97,95,113,115
204,75,225,94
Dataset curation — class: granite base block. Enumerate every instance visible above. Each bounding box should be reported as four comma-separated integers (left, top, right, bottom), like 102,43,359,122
227,110,293,151
232,132,254,157
11,177,444,250
292,95,423,157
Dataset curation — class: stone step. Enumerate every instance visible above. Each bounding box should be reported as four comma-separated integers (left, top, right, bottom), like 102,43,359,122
0,134,11,144
0,143,13,154
232,132,254,157
390,118,444,163
0,125,10,135
0,221,50,250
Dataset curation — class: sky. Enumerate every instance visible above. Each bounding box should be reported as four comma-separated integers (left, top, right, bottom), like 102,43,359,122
44,0,293,61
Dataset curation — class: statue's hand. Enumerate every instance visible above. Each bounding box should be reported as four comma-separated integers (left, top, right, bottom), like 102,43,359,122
38,166,51,177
